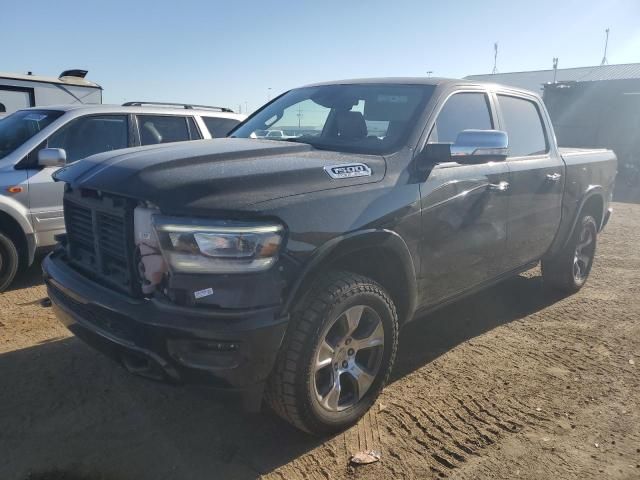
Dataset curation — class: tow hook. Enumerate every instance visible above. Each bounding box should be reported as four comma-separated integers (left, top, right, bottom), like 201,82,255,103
40,297,52,308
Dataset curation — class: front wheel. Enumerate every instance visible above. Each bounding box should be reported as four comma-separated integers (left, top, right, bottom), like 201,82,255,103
0,232,20,292
266,271,398,435
542,214,598,293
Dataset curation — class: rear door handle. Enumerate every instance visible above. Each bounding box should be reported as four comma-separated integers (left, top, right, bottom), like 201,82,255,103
546,173,562,182
488,181,510,192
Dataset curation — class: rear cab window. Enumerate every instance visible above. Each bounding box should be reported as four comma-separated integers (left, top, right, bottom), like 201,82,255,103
497,95,548,157
137,115,191,146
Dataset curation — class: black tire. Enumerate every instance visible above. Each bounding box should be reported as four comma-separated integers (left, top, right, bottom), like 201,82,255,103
0,232,20,292
542,214,598,293
266,271,398,435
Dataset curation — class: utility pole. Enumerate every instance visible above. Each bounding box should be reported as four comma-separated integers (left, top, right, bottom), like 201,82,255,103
600,28,610,65
297,104,303,128
426,70,433,78
552,57,559,83
238,104,242,114
267,87,272,101
492,42,499,74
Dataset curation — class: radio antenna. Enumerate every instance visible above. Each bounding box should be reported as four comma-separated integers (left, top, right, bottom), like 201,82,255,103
492,42,499,74
600,28,610,66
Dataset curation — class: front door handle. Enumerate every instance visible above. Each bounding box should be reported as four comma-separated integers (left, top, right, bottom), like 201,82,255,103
546,173,562,182
488,181,510,192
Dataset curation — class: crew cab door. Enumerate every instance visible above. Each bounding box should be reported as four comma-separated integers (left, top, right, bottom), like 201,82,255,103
419,91,510,305
494,93,564,268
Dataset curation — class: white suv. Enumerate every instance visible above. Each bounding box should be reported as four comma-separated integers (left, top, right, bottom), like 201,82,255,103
0,102,246,290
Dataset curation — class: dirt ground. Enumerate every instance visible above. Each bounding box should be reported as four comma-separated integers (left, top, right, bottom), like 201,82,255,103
1,202,638,480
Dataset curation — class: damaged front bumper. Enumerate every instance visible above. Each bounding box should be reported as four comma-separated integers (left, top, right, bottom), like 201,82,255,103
43,251,289,409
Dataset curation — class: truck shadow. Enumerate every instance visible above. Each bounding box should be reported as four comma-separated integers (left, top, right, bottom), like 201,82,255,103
1,271,563,480
392,271,562,382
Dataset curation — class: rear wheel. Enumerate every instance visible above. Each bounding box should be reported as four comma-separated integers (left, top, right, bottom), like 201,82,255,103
0,232,20,292
542,214,598,293
266,271,398,435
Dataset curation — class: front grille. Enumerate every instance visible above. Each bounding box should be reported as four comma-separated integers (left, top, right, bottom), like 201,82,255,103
64,189,139,296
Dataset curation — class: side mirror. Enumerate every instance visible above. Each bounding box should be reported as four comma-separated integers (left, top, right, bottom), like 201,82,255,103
450,129,508,163
38,148,67,168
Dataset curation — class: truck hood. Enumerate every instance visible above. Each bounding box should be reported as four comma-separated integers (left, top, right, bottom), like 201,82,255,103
54,138,385,215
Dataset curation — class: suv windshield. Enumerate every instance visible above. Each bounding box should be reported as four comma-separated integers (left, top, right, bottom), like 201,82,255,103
232,84,435,154
0,109,64,160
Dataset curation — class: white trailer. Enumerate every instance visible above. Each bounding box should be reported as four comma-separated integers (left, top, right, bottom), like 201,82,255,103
0,69,102,117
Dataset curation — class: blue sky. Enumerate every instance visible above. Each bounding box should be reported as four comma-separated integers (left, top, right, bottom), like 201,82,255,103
3,0,640,113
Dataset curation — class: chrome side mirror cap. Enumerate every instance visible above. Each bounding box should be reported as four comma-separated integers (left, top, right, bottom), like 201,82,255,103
451,130,509,163
38,148,67,168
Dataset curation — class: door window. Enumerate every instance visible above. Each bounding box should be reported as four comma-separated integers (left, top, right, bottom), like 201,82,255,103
47,115,128,163
202,117,241,138
0,110,63,161
137,115,190,145
497,95,548,157
428,92,493,143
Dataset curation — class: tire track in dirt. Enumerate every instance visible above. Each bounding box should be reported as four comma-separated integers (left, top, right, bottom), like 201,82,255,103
264,206,640,479
2,204,639,480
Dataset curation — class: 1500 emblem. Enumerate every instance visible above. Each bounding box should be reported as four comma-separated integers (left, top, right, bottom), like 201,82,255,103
324,163,372,179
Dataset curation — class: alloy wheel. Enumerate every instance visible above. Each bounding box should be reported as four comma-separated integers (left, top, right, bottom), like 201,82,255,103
312,305,385,412
573,222,596,283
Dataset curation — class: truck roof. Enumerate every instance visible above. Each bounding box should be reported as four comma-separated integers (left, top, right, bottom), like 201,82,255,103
0,71,102,89
302,76,540,96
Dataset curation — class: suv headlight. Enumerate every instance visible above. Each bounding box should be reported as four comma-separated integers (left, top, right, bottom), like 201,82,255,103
153,216,284,274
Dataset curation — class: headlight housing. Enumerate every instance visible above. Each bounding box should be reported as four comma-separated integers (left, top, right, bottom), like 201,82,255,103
153,216,285,274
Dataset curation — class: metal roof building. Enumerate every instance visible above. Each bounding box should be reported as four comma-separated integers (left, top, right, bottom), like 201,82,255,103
466,63,640,93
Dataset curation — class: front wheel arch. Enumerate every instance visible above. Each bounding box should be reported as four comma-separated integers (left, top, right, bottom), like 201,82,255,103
282,230,418,325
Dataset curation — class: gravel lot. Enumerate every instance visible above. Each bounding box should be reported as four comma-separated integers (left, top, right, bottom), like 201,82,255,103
1,202,638,480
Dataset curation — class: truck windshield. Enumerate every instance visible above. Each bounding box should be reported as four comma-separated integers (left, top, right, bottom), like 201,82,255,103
232,84,435,154
0,110,64,160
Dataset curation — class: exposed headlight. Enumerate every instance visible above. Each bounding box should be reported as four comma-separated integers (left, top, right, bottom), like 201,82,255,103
153,216,284,274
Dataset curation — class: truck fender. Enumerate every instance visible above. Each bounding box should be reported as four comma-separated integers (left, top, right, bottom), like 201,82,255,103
282,229,418,323
0,195,36,265
561,186,605,250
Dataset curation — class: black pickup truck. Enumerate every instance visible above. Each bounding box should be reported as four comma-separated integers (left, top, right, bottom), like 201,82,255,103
44,78,617,435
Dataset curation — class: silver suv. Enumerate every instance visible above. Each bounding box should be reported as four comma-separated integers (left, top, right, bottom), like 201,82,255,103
0,102,246,291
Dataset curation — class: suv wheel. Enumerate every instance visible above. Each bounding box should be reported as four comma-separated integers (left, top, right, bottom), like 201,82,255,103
0,232,20,292
266,271,398,435
542,213,598,293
